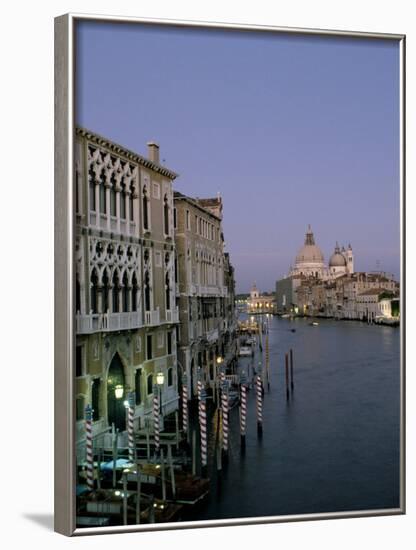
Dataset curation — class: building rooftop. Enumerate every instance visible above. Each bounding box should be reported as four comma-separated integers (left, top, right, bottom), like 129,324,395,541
174,191,222,220
76,126,179,180
357,288,396,297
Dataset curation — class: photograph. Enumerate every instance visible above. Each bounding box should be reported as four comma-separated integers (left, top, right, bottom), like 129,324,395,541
66,16,403,531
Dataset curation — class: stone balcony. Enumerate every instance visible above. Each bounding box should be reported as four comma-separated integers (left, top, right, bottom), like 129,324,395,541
165,307,179,324
76,311,142,334
144,308,160,326
191,284,228,297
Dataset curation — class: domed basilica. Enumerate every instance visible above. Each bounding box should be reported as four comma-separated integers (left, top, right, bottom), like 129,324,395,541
289,225,354,280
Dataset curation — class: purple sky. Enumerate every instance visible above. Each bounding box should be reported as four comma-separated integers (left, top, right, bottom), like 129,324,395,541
76,21,400,293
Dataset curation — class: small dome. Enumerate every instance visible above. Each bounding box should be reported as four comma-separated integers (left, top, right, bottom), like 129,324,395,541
329,243,346,267
329,252,346,267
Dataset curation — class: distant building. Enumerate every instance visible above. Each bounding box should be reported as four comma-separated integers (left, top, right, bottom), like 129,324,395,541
247,282,275,314
275,276,302,314
295,272,398,319
174,192,237,398
276,225,398,320
356,288,399,322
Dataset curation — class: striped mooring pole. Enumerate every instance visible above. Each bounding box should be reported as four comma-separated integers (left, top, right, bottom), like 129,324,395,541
182,373,189,435
197,367,203,403
256,373,263,434
221,380,229,455
85,404,94,490
240,372,248,446
219,365,226,387
199,387,208,471
127,391,135,463
153,385,160,454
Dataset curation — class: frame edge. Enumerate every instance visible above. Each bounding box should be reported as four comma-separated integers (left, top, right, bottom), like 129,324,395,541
54,13,75,537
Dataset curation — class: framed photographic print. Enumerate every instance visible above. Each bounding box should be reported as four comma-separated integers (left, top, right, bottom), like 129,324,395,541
54,13,405,536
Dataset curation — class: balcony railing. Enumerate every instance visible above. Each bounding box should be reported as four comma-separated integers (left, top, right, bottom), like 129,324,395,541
145,308,160,326
76,311,142,334
165,308,179,324
206,328,219,342
193,285,229,297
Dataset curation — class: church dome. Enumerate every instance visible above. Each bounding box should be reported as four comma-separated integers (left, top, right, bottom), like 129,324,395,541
295,226,324,266
329,243,347,267
329,253,346,267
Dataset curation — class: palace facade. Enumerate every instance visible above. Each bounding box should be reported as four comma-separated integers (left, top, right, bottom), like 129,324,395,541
75,128,179,447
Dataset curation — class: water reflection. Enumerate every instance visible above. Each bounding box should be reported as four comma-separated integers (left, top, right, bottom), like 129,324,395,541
194,316,400,520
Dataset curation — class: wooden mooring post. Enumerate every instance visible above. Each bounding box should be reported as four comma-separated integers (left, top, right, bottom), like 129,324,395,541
146,418,150,460
285,353,289,400
112,424,118,489
175,411,179,451
122,472,128,525
136,465,141,525
167,444,176,498
290,348,294,391
191,429,196,476
160,448,166,502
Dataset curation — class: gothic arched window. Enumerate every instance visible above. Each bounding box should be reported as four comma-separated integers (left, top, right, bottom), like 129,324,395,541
90,269,98,314
143,186,149,230
163,194,170,235
120,180,126,219
144,270,151,312
102,269,110,313
99,169,106,214
112,270,120,313
132,273,138,311
129,183,135,221
110,174,116,217
89,165,96,211
165,271,171,311
122,271,129,312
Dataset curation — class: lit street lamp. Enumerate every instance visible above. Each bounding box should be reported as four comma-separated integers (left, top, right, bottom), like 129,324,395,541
115,384,124,399
216,355,224,406
156,371,164,415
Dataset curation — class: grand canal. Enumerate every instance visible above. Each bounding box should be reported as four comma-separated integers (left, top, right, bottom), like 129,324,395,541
190,316,401,520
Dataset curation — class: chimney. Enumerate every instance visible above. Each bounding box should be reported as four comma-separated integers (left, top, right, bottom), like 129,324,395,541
147,141,160,164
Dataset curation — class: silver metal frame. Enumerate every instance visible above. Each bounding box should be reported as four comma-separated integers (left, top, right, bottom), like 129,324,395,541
54,13,406,536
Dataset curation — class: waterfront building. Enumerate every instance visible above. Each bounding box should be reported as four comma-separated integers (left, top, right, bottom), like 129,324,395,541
247,282,274,314
295,272,398,319
275,275,303,314
356,288,399,322
75,128,179,449
276,224,400,320
174,192,237,398
289,226,354,280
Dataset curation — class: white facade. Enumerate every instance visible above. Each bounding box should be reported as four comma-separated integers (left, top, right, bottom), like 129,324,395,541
290,227,354,281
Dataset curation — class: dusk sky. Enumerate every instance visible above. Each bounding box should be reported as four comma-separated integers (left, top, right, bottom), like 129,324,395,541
76,21,400,293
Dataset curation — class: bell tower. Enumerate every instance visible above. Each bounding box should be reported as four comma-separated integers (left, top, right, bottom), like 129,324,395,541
346,244,354,274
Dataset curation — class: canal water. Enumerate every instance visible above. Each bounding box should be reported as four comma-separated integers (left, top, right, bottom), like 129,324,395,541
190,316,401,520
